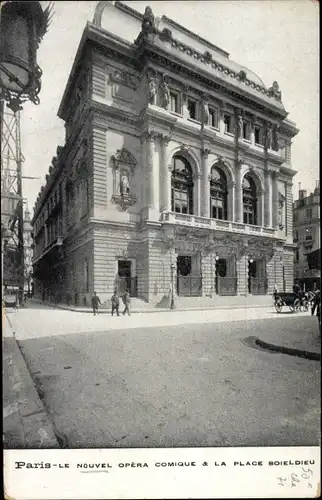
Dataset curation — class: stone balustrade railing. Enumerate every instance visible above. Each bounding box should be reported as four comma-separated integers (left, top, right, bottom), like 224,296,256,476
162,211,276,237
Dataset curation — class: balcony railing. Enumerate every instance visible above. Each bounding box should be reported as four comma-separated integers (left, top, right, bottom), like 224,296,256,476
162,212,276,236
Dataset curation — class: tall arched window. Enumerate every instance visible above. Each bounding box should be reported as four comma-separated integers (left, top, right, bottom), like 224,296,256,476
243,174,257,225
210,166,228,220
171,156,193,214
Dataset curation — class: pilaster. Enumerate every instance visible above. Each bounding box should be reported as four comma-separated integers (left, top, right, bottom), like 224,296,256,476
201,148,211,217
193,172,202,216
235,161,243,223
160,134,171,212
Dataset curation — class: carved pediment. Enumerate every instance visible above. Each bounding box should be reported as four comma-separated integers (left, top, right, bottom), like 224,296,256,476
113,148,137,168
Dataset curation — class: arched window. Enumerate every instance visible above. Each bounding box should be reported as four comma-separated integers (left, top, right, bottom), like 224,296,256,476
210,166,228,220
243,174,257,225
171,156,193,214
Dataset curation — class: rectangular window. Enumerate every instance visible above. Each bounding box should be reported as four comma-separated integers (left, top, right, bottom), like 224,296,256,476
187,98,197,120
305,227,313,240
254,126,264,145
295,249,299,262
305,208,312,220
209,107,219,128
224,114,232,134
170,91,180,113
243,121,250,140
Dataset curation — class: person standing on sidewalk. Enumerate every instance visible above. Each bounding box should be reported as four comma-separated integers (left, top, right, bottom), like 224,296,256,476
122,290,131,316
311,289,320,335
111,290,120,316
91,291,101,316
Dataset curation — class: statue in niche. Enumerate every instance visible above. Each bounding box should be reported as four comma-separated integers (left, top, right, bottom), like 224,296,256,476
147,74,156,105
142,6,156,35
120,172,130,196
160,78,170,109
268,81,282,100
278,192,285,229
272,126,279,151
237,114,243,138
202,97,209,125
265,124,272,149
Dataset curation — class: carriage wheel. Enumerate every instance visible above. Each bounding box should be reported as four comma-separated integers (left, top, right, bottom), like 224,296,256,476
303,300,309,312
275,299,283,313
294,299,301,312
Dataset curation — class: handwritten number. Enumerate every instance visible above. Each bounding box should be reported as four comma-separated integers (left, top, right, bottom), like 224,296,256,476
291,473,300,483
302,467,313,476
277,477,287,486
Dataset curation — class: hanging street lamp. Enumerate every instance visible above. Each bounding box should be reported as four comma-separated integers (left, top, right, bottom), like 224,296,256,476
0,0,53,113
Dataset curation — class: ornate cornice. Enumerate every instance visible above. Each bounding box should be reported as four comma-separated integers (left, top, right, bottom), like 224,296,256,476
140,43,287,120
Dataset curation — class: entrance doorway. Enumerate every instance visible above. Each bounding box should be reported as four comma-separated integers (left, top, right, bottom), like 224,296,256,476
248,259,267,295
215,258,237,296
117,260,137,297
176,255,202,296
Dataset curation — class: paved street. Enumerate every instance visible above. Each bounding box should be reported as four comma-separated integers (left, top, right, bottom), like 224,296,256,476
7,303,320,449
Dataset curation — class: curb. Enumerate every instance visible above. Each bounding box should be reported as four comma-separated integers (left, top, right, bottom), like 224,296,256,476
29,301,273,314
255,338,321,361
3,313,60,449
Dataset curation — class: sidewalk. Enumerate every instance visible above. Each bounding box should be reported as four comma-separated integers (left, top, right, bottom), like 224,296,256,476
30,295,273,314
255,319,321,361
3,310,60,448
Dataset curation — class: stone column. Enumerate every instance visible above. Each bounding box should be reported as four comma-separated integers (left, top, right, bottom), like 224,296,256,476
235,162,243,222
227,180,236,221
146,132,156,209
201,148,211,217
193,172,202,216
160,135,171,212
264,171,271,227
271,171,278,228
258,189,265,227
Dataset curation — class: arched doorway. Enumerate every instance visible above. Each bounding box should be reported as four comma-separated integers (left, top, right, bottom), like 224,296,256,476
171,155,194,214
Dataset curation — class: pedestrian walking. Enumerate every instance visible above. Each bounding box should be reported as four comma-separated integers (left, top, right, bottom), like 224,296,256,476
111,290,120,316
122,290,131,316
311,289,320,335
91,291,101,316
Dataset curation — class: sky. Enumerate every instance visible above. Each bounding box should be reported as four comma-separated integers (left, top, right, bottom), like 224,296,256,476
18,0,319,213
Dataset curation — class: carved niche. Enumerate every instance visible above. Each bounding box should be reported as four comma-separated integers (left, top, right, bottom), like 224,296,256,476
112,148,137,211
278,192,285,230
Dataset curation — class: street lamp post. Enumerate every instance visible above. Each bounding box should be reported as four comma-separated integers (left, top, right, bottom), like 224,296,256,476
1,1,52,302
0,0,53,113
170,262,176,310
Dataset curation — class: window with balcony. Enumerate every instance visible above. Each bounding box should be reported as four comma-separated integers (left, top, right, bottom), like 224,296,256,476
209,107,219,128
170,91,180,114
224,114,233,134
210,166,228,220
171,156,193,215
305,227,313,240
243,174,257,225
187,98,197,120
254,125,264,146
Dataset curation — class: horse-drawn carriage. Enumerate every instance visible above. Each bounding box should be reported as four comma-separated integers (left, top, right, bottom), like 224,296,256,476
274,292,309,313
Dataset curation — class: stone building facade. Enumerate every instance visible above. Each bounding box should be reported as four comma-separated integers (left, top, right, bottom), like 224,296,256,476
293,183,320,290
32,1,299,306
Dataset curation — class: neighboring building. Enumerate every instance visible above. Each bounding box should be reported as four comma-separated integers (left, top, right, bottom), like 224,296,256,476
23,208,33,295
293,183,320,290
31,1,299,306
